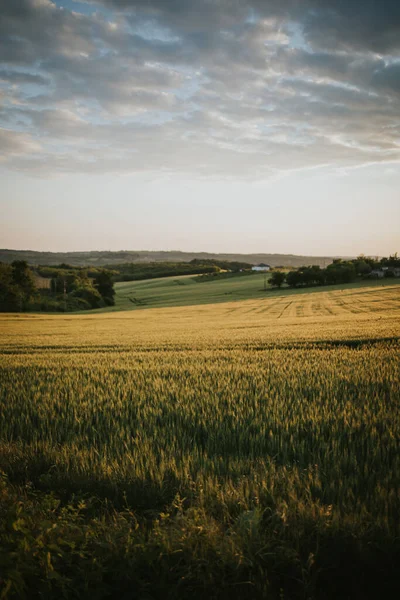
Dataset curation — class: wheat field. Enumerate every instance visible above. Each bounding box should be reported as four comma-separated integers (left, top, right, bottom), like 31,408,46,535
2,282,400,349
1,283,400,599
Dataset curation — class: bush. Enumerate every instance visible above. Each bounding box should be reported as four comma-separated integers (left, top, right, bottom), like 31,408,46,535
66,296,92,311
28,298,63,312
70,286,103,309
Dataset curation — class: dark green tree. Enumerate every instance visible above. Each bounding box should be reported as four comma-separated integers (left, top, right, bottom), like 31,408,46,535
286,270,303,287
11,261,36,309
270,271,285,288
93,270,115,305
71,286,103,309
354,256,372,276
0,263,23,311
326,260,356,284
381,253,400,268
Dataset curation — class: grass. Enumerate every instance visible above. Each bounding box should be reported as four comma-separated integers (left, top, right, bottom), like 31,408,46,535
91,273,400,313
1,284,400,598
109,272,272,311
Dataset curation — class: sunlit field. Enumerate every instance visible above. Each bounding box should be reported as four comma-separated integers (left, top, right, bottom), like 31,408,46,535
97,271,400,312
1,283,400,599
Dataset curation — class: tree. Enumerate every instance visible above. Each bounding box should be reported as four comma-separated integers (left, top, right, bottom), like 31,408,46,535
286,270,303,287
300,265,325,286
325,260,356,284
71,285,103,309
0,263,23,311
381,253,400,268
354,258,372,276
11,261,36,309
93,270,115,305
270,271,285,288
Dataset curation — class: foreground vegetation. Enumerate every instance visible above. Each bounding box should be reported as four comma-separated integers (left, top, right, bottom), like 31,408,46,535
1,285,400,598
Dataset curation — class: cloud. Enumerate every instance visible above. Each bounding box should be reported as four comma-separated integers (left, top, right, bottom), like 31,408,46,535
95,0,400,53
0,128,42,156
0,69,50,86
0,0,399,177
301,0,400,53
372,61,400,95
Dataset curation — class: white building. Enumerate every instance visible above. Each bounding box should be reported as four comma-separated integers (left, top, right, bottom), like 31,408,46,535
251,263,271,272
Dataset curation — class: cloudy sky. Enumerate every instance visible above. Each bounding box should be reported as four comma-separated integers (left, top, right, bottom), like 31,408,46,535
1,0,399,255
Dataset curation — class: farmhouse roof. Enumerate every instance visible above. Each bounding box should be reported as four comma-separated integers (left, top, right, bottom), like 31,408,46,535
257,263,270,267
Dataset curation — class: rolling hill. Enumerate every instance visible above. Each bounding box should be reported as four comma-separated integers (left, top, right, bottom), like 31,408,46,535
0,248,336,268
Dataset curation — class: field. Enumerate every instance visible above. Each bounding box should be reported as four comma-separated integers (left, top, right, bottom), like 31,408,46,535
1,283,400,599
101,271,272,311
98,272,398,312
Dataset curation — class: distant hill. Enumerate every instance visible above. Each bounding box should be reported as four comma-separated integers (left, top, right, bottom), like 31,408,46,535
0,249,336,268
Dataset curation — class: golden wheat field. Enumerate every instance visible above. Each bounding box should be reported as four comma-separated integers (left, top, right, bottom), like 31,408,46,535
2,283,400,350
1,283,400,599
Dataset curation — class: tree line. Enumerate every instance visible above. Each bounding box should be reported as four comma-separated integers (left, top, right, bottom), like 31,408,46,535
107,259,253,282
0,261,115,312
107,261,219,282
270,254,400,288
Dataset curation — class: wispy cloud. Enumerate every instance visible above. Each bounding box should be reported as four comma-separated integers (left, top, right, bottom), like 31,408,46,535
1,0,399,177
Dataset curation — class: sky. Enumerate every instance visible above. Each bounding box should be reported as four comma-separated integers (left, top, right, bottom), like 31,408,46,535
1,0,400,256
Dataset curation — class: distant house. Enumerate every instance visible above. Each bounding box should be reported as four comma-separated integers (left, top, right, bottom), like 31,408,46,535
252,263,271,272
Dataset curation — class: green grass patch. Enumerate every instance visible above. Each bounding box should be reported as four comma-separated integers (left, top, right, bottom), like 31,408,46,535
91,275,400,313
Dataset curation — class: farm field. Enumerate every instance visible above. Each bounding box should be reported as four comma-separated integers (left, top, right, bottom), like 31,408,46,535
104,271,273,311
95,272,400,312
1,283,400,599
